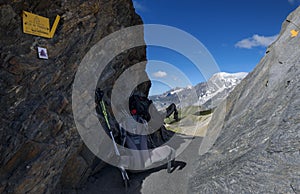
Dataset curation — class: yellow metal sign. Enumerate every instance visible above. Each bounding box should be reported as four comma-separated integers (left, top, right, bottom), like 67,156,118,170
22,11,60,38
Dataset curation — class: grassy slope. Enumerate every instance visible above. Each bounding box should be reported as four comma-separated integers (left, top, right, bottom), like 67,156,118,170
164,106,213,137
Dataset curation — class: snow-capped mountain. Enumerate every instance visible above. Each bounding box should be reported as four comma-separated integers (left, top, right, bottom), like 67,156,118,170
150,72,248,110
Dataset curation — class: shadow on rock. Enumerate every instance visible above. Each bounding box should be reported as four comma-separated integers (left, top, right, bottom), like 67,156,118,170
76,160,187,194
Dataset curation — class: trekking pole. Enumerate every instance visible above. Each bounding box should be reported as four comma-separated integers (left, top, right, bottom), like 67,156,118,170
99,99,120,156
95,89,130,189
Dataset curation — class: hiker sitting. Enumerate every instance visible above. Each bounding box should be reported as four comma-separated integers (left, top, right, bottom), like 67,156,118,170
129,93,179,122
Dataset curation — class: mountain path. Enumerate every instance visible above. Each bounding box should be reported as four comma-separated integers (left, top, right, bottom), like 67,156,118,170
78,135,203,194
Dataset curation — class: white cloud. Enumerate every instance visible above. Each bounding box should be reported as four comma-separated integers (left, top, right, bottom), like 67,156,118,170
153,71,167,78
133,1,146,12
235,34,278,49
172,76,179,81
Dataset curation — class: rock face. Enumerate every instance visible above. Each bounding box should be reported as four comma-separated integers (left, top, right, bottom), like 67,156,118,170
189,7,300,194
0,0,147,193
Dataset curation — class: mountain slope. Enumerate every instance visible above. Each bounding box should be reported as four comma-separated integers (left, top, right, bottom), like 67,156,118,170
189,7,300,193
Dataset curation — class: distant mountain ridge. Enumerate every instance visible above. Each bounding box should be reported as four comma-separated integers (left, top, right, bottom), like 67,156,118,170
150,72,248,110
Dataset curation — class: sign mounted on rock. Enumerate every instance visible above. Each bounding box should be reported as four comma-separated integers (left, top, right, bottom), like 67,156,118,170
22,11,60,38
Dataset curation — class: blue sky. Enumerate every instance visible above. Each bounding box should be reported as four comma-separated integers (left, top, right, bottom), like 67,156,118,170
133,0,300,95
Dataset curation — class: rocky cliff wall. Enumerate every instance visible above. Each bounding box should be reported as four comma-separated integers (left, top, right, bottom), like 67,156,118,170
189,7,300,193
0,0,147,193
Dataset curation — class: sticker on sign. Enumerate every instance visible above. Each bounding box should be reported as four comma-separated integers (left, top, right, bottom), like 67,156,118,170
38,47,48,59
